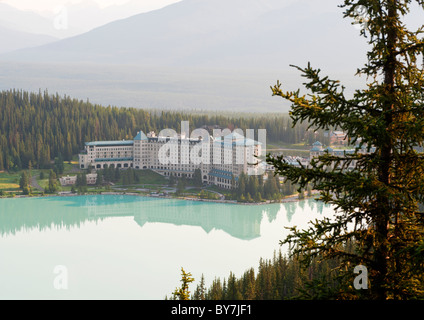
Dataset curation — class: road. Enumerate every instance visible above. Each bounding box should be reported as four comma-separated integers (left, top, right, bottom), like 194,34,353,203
30,174,45,192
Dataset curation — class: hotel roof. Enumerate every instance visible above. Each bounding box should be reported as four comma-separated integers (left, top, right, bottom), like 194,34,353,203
134,131,148,141
85,140,134,147
208,169,238,181
213,131,261,147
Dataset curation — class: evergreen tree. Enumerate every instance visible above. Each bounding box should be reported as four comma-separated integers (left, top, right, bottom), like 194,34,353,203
258,174,264,195
176,178,186,195
48,170,58,193
237,173,246,200
248,175,259,198
173,268,195,300
225,272,242,300
122,170,129,185
0,89,328,171
241,268,256,300
193,168,203,187
54,153,64,174
193,274,206,300
267,0,424,299
206,278,223,300
76,173,87,187
169,174,176,187
96,170,103,187
230,175,236,198
19,171,29,190
114,168,121,183
0,150,4,171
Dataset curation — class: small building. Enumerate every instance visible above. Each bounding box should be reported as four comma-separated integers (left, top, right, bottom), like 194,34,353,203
59,175,77,186
86,173,98,185
59,173,98,186
309,141,376,170
329,131,347,145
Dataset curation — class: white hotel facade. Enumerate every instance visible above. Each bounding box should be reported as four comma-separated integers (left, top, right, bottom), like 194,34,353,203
79,130,263,189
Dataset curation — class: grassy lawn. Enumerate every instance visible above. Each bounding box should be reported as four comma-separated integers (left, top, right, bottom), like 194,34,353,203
38,178,49,190
63,162,78,174
0,171,21,191
113,169,168,186
266,142,311,157
1,168,225,198
267,142,310,150
137,169,167,185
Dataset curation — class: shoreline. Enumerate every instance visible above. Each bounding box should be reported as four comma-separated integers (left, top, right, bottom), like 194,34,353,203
0,189,318,205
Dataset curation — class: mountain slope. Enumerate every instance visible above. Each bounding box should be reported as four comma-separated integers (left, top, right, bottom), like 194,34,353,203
0,25,58,54
0,0,368,71
0,3,81,39
0,0,371,112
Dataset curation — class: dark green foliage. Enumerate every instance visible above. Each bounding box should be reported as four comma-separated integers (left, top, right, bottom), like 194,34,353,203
22,186,30,195
193,168,203,187
19,171,29,190
0,89,326,171
54,153,65,175
192,274,206,300
267,0,424,299
95,170,103,187
194,250,342,300
121,168,136,185
176,178,186,195
199,190,219,200
231,173,296,202
168,174,176,186
47,170,58,194
100,167,166,185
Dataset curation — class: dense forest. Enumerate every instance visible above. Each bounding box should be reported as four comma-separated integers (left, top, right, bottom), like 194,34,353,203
226,173,301,202
171,249,350,300
0,89,327,171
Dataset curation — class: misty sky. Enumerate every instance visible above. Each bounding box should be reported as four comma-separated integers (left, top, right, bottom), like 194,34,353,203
2,0,182,12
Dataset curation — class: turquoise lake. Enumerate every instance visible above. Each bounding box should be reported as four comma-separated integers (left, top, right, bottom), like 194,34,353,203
0,195,333,299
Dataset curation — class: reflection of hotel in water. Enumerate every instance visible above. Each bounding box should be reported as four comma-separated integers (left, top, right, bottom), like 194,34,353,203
0,196,327,240
83,195,278,240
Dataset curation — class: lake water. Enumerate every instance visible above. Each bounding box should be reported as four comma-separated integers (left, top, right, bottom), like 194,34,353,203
0,195,333,300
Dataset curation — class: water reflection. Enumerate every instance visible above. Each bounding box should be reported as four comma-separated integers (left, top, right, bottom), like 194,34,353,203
0,195,327,241
0,195,292,240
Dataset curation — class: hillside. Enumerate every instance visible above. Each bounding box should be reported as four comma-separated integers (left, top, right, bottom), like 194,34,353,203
0,0,370,112
0,25,57,54
0,89,322,170
0,0,368,71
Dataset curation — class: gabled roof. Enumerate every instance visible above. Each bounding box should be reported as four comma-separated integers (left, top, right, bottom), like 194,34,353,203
310,146,322,152
214,131,261,147
134,131,148,141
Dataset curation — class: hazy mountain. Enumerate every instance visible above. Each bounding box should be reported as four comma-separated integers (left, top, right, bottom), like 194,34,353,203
0,25,58,54
1,0,369,71
0,3,83,39
0,0,372,112
31,0,183,38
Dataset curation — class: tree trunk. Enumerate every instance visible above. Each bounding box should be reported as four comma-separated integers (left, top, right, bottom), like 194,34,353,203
373,0,398,300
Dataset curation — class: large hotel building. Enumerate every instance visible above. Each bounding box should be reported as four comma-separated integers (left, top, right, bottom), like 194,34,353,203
79,130,263,189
